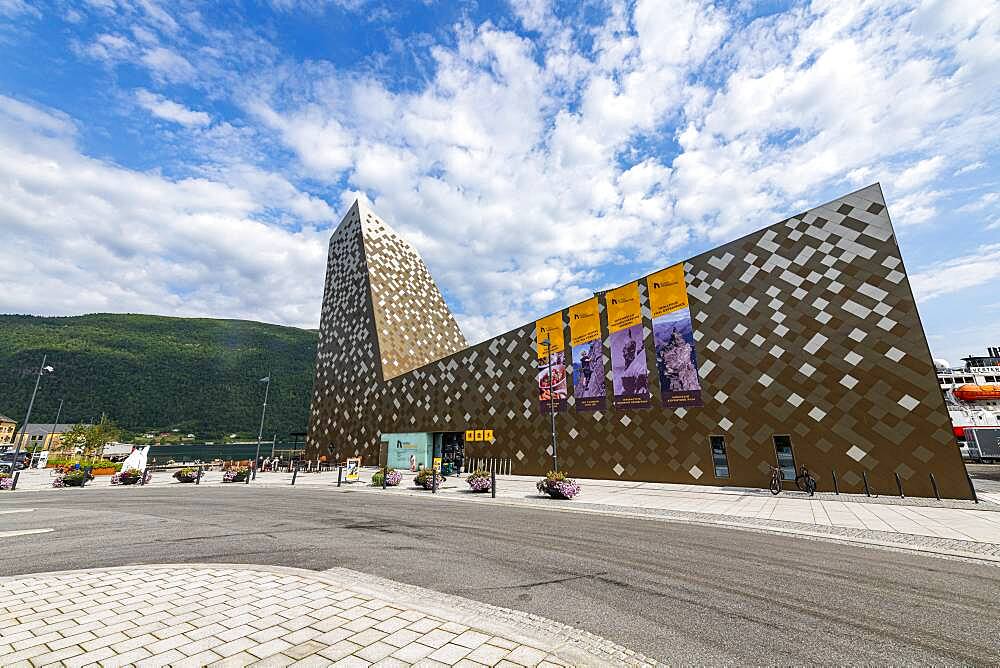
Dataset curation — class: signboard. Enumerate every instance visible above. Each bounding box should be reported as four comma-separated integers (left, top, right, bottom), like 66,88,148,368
432,457,442,472
465,429,475,441
647,264,703,407
535,311,568,413
606,282,651,409
345,457,361,482
483,429,494,441
569,297,607,411
474,429,484,441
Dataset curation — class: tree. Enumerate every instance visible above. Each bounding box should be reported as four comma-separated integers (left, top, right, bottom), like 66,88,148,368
84,414,120,457
60,423,89,454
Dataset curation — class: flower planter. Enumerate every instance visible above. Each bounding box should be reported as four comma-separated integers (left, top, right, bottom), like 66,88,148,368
466,470,492,493
53,470,88,488
111,468,149,485
536,472,580,500
173,468,202,483
371,468,402,487
91,467,117,476
0,475,13,491
414,469,444,490
223,467,249,483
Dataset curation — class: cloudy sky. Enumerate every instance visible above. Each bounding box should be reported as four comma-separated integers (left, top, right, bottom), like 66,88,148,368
1,0,998,365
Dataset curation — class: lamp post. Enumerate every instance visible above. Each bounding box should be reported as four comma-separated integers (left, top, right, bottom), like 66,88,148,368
543,337,558,472
10,355,54,472
253,375,271,477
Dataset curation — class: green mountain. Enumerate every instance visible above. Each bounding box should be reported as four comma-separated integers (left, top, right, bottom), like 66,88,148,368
0,313,317,440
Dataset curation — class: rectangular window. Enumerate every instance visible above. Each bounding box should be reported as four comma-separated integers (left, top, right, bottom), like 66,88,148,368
709,436,730,478
773,435,796,481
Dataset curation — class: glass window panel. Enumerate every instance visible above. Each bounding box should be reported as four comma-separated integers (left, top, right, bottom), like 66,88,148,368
710,436,729,479
773,435,796,481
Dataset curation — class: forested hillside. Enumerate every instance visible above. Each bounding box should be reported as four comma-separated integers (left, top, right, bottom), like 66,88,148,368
0,314,317,439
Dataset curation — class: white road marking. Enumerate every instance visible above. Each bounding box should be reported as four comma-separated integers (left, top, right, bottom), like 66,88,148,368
0,529,53,538
0,508,36,515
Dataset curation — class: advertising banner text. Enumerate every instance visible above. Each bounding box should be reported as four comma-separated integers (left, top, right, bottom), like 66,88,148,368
569,297,606,411
605,282,651,409
647,264,703,407
535,311,568,413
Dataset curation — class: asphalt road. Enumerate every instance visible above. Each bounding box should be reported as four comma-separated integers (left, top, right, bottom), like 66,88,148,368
2,486,998,664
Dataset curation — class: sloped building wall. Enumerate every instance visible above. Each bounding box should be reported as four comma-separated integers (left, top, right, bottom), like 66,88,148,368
306,185,971,498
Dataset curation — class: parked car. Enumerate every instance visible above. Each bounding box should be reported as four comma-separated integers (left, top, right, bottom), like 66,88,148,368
0,454,28,474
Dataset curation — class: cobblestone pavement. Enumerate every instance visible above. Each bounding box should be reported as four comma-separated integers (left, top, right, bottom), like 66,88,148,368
0,565,656,667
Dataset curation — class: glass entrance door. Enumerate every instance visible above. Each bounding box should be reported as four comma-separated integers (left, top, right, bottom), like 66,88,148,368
772,435,796,481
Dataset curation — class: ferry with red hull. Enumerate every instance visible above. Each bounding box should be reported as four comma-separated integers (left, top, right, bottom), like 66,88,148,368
936,347,1000,462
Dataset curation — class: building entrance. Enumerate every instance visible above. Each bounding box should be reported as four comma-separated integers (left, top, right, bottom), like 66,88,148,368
380,431,465,473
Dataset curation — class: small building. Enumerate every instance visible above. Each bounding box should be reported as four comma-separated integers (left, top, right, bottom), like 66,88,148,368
0,414,16,444
13,424,88,451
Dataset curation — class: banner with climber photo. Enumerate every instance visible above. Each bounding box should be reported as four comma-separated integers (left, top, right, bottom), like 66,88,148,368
606,282,651,410
569,297,606,411
535,311,568,413
647,264,704,408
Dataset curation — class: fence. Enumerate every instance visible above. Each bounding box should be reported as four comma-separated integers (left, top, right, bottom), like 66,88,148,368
466,457,512,475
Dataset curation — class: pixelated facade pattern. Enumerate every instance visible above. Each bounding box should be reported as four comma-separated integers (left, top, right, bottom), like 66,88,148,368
306,185,972,498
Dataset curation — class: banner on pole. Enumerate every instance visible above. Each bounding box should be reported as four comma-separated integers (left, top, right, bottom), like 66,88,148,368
569,297,606,411
647,264,703,407
606,282,651,409
535,311,568,413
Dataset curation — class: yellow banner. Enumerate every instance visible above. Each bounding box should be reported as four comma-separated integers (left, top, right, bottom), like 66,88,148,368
569,297,601,347
647,263,688,318
535,311,565,359
605,282,642,333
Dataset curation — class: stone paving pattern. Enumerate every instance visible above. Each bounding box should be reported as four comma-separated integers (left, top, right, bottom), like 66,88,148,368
0,566,655,667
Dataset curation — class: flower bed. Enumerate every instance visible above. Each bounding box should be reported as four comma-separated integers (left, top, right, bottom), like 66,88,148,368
52,469,88,488
173,467,202,483
111,468,150,485
414,467,444,490
371,467,402,487
466,469,492,493
0,473,12,491
46,459,122,473
223,466,250,483
536,471,580,499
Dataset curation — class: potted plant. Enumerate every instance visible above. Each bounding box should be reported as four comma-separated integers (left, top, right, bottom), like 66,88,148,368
53,469,88,488
111,468,149,485
536,471,580,499
371,467,402,487
0,473,12,491
465,469,492,493
223,466,250,483
414,467,444,490
173,467,202,483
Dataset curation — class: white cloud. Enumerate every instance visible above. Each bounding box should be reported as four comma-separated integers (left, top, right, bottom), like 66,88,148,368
0,0,40,18
954,160,986,176
895,156,945,191
0,96,328,327
135,89,211,127
910,243,1000,302
141,46,196,83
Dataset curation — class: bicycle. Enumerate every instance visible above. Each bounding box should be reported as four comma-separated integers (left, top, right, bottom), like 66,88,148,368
768,465,782,495
794,465,817,496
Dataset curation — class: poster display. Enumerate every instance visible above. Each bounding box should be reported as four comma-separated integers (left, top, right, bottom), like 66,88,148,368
647,264,703,407
606,282,651,409
569,297,606,411
535,311,568,413
346,457,361,482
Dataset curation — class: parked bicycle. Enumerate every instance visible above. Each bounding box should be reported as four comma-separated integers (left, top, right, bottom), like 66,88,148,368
794,465,818,496
768,465,782,495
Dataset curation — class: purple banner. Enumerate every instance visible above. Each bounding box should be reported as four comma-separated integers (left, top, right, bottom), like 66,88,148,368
610,323,651,409
571,340,606,411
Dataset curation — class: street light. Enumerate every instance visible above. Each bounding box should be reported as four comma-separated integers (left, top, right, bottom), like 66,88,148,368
253,374,271,479
10,355,54,472
542,337,558,472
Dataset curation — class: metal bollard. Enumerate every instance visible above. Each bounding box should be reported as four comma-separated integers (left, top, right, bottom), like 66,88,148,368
966,471,979,504
895,472,904,498
10,470,20,490
245,465,250,484
140,467,148,486
929,472,939,500
831,469,839,495
432,468,437,494
196,465,202,485
862,471,871,497
291,466,298,486
382,469,387,490
252,462,257,480
491,470,496,499
337,466,343,487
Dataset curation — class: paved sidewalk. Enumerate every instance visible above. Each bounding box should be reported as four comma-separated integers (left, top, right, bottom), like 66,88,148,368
8,467,1000,561
0,564,655,667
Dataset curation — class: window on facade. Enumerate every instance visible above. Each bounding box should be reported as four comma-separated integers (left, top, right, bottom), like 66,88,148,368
772,435,796,481
709,436,730,478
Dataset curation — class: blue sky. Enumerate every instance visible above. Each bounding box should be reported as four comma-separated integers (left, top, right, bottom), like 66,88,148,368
0,0,998,366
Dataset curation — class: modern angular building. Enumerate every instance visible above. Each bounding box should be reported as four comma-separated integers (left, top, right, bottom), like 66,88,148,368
306,184,972,498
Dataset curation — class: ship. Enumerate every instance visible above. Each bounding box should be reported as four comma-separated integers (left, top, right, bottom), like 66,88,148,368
936,346,1000,462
